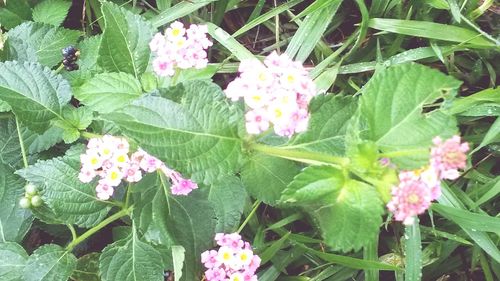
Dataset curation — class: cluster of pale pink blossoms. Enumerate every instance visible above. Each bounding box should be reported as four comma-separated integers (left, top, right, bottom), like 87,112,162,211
149,21,212,77
78,135,198,199
387,136,469,225
201,233,261,281
224,51,317,137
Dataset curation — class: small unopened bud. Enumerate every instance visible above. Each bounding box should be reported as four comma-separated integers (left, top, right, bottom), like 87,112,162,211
25,183,38,196
31,195,43,207
19,197,31,209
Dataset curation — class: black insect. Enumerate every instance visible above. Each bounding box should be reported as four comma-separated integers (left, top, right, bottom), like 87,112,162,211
61,45,80,71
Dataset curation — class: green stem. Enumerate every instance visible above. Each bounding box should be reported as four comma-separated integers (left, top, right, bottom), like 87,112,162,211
54,63,65,74
237,200,261,233
15,117,28,168
379,148,429,159
251,143,349,167
170,69,181,86
66,207,132,251
67,224,77,241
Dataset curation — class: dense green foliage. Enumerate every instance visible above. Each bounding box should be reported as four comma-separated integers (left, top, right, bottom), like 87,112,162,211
0,0,498,281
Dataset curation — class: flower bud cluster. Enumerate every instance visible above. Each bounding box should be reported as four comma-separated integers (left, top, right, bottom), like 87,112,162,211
19,183,43,209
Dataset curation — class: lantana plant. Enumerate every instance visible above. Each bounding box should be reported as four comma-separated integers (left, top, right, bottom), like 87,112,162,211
0,1,497,281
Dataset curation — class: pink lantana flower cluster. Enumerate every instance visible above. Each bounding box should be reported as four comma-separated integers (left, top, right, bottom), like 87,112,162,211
201,233,261,281
387,136,469,225
224,51,317,137
78,135,198,199
149,21,212,77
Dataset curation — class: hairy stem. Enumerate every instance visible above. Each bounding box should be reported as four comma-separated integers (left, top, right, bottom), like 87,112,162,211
66,207,132,251
251,143,349,167
15,117,28,168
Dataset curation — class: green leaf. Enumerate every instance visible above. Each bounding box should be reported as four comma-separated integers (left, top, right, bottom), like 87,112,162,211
241,154,300,205
104,80,244,184
16,146,111,228
99,230,164,281
0,61,71,133
368,18,495,47
0,0,31,29
359,63,461,168
0,242,28,281
27,127,64,155
166,195,217,281
172,245,185,281
208,175,247,233
0,163,32,243
280,166,344,205
312,180,384,252
71,253,100,281
99,1,154,77
78,35,102,72
75,72,143,114
32,0,71,26
23,244,77,281
286,95,357,155
7,22,80,67
132,173,175,246
0,119,24,166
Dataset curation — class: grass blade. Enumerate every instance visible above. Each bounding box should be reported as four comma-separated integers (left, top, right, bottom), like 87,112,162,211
286,0,342,61
431,203,500,233
206,22,255,61
368,18,496,47
232,0,302,38
152,0,216,28
404,220,422,281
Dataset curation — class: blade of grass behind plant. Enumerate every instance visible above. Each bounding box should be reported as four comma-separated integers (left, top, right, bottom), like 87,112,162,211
364,233,380,281
232,0,302,38
292,0,338,20
152,0,216,28
248,0,266,22
207,22,255,61
298,244,401,271
285,0,342,61
432,203,500,233
212,0,230,25
156,0,171,11
438,183,500,263
404,220,422,281
368,18,496,47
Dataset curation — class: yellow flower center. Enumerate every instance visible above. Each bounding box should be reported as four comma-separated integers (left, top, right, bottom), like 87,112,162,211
408,194,420,204
287,74,295,83
91,158,98,165
274,108,283,118
240,253,248,261
172,28,180,36
117,155,126,163
110,171,119,180
223,252,231,261
103,148,110,155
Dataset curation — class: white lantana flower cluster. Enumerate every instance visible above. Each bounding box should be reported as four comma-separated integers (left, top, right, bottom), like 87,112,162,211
79,135,198,200
224,51,317,137
149,21,212,76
